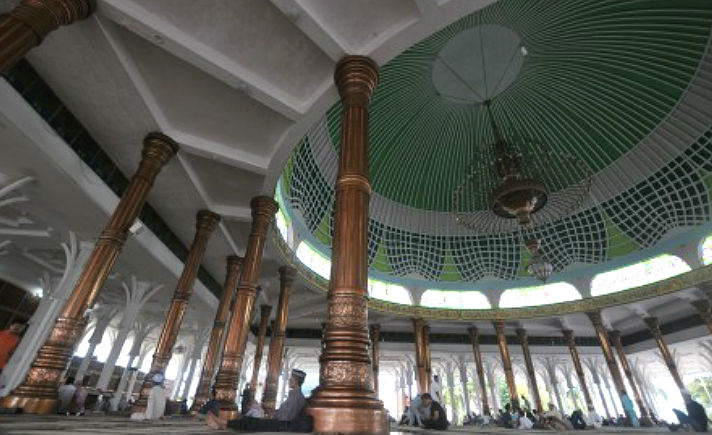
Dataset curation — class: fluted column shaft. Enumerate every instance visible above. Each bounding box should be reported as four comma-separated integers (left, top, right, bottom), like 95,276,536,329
134,209,220,411
586,311,634,422
516,328,542,411
413,318,428,395
306,55,385,435
493,321,518,408
370,324,380,396
190,256,242,412
1,132,177,414
468,326,490,414
262,266,295,417
608,329,649,418
562,330,594,410
424,324,432,393
0,0,93,73
213,196,277,419
642,317,685,392
249,304,272,392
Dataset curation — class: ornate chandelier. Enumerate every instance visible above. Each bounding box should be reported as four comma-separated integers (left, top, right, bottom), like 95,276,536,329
451,101,592,235
525,238,553,282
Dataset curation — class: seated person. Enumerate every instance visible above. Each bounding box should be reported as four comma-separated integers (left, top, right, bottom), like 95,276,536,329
206,369,309,432
130,373,167,421
500,403,513,428
519,410,534,429
57,376,76,415
245,399,264,418
420,393,448,430
196,387,220,419
570,409,587,429
668,390,708,432
585,405,602,429
67,377,90,416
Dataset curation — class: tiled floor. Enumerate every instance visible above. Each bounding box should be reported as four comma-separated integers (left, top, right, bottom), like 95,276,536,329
0,414,671,434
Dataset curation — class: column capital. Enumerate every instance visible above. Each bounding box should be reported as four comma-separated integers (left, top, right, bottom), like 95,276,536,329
334,55,379,104
260,304,273,317
196,209,221,233
250,196,278,221
467,325,479,336
9,0,94,36
227,255,244,270
493,319,506,334
643,316,661,336
608,329,621,341
561,328,575,342
586,310,603,327
278,265,297,284
516,327,527,339
142,132,179,165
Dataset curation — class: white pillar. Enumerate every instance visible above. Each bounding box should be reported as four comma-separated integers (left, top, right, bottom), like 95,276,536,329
181,357,199,401
74,308,115,382
126,344,153,401
96,279,162,391
0,235,93,396
446,365,458,424
458,357,471,418
171,354,189,399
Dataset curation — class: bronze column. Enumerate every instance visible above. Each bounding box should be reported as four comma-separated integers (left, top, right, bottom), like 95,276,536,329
516,328,542,411
134,209,220,411
643,317,685,392
249,304,272,392
190,256,243,412
370,324,380,396
424,324,432,393
0,0,93,73
562,329,594,410
493,320,518,408
413,318,427,394
690,298,712,335
608,329,650,420
1,132,177,413
262,266,295,417
306,55,386,435
213,196,277,419
586,311,634,422
468,326,490,415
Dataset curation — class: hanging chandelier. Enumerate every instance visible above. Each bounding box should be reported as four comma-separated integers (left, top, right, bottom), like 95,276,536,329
451,101,593,235
525,238,553,282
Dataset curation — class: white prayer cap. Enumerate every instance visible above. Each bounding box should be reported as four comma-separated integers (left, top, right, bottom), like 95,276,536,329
152,373,164,383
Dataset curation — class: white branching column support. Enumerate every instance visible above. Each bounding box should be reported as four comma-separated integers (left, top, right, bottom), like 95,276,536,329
541,357,564,413
126,343,154,401
457,355,471,418
112,321,154,408
584,358,612,419
95,278,162,391
0,232,92,396
484,359,500,412
444,361,458,424
181,329,209,401
74,306,118,382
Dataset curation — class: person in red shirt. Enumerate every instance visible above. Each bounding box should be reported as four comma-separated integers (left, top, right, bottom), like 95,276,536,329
0,322,25,374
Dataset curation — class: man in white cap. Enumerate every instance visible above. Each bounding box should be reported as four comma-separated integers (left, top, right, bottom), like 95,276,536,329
206,369,310,432
130,373,167,420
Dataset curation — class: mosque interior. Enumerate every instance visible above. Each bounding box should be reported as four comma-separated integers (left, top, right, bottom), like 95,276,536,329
0,0,712,434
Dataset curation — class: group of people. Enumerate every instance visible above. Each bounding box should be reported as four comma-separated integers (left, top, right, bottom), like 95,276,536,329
57,376,91,416
201,369,312,432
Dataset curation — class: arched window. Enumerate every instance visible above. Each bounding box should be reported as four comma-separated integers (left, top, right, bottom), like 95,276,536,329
275,208,292,246
591,254,691,297
420,289,491,309
368,279,412,305
499,282,581,308
701,235,712,265
295,242,331,280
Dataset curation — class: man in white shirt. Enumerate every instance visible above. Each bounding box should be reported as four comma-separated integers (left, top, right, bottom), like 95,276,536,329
430,375,442,403
57,376,76,414
130,373,167,420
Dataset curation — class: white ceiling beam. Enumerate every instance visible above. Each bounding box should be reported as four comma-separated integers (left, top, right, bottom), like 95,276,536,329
0,228,51,237
269,0,348,61
96,17,269,175
210,204,252,222
98,0,304,120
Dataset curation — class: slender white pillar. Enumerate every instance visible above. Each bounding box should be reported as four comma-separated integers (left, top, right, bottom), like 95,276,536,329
96,278,162,390
457,356,471,418
0,235,92,396
126,344,153,401
74,307,117,382
171,353,189,399
111,321,154,410
181,357,199,401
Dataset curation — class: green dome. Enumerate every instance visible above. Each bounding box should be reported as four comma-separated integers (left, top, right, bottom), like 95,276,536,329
280,0,712,286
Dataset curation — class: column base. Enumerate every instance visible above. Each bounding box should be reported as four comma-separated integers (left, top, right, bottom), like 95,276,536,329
306,388,387,435
0,394,58,414
217,401,240,420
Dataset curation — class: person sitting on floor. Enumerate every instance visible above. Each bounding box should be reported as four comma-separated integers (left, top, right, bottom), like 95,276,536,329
519,409,534,429
57,376,76,415
196,387,220,420
67,376,90,416
668,390,709,432
570,409,587,429
500,403,513,428
585,405,602,429
245,398,264,418
130,373,167,421
206,369,310,432
420,393,448,430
